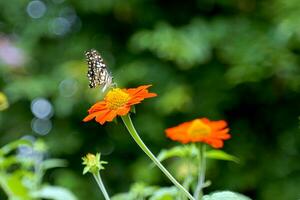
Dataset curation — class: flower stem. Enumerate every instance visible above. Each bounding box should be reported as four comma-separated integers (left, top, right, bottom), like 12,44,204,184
0,175,13,199
194,144,206,200
121,114,195,200
181,174,193,200
93,172,110,200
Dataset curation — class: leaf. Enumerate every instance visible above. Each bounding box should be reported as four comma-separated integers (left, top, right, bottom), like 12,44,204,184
131,182,158,197
111,193,132,200
41,159,68,171
0,139,32,156
32,186,78,200
203,191,251,200
205,150,239,163
112,182,158,200
3,173,31,199
157,145,198,162
149,187,178,200
0,155,19,168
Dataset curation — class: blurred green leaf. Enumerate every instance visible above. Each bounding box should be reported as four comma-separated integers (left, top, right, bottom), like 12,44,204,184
41,159,68,171
112,182,158,200
130,19,212,69
149,187,178,200
0,155,19,169
5,173,31,200
32,186,77,200
0,139,32,156
130,182,158,198
0,92,9,111
205,150,239,163
157,145,198,162
203,191,251,200
111,193,133,200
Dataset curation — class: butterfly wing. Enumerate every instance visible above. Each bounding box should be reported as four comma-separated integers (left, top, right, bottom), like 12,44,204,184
85,49,112,90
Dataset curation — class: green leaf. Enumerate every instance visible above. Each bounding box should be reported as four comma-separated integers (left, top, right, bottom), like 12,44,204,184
111,193,132,200
149,187,178,200
205,150,239,163
157,145,198,162
112,183,158,200
131,182,158,198
82,166,89,175
203,191,251,200
4,173,31,199
0,139,32,156
0,155,19,169
32,186,77,200
41,159,68,171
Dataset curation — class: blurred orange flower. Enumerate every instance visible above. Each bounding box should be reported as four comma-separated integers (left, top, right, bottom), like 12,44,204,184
165,118,231,148
83,85,157,125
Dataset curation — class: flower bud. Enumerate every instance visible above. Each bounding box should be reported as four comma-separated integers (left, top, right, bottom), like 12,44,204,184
0,92,9,111
82,153,107,175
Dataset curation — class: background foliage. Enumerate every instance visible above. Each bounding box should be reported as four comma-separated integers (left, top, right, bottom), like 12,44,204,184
0,0,299,199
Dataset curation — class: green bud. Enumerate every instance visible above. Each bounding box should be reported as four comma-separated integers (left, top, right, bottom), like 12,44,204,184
82,153,107,175
0,92,9,111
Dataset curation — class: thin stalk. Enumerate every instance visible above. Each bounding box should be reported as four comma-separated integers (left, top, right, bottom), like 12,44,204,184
0,174,13,199
194,144,206,200
180,175,193,200
121,114,195,200
93,172,110,200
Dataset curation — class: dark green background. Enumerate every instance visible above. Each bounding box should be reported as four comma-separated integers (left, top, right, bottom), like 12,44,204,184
0,0,299,199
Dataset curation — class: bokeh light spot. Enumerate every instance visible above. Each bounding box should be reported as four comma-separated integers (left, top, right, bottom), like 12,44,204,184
31,98,53,119
50,17,71,36
31,118,52,135
59,79,78,97
26,0,47,19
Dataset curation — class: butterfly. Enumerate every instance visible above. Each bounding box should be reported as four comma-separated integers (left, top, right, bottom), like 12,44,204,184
85,49,113,92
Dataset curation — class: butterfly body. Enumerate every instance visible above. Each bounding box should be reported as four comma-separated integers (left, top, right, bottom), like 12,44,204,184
85,49,113,91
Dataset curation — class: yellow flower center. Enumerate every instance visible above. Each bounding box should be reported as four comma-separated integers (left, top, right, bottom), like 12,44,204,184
105,88,130,110
86,153,96,162
187,119,211,138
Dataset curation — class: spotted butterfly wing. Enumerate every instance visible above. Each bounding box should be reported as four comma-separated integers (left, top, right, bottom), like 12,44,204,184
85,49,113,91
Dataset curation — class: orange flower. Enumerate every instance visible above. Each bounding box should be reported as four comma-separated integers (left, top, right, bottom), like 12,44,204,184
83,85,157,125
165,118,231,148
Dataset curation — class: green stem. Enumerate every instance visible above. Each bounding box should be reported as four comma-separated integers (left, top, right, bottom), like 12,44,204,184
121,114,195,200
180,175,193,200
93,172,110,200
0,174,13,199
194,144,206,200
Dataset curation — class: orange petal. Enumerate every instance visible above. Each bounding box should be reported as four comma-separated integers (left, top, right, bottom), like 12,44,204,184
83,112,99,122
214,128,231,139
128,98,143,105
126,85,152,96
165,122,192,143
133,92,157,100
166,121,192,133
104,110,118,122
165,118,231,148
117,106,131,116
144,92,157,98
210,140,223,148
127,86,156,106
95,110,111,125
166,131,188,143
88,102,107,113
132,90,156,99
209,120,228,131
83,108,110,122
